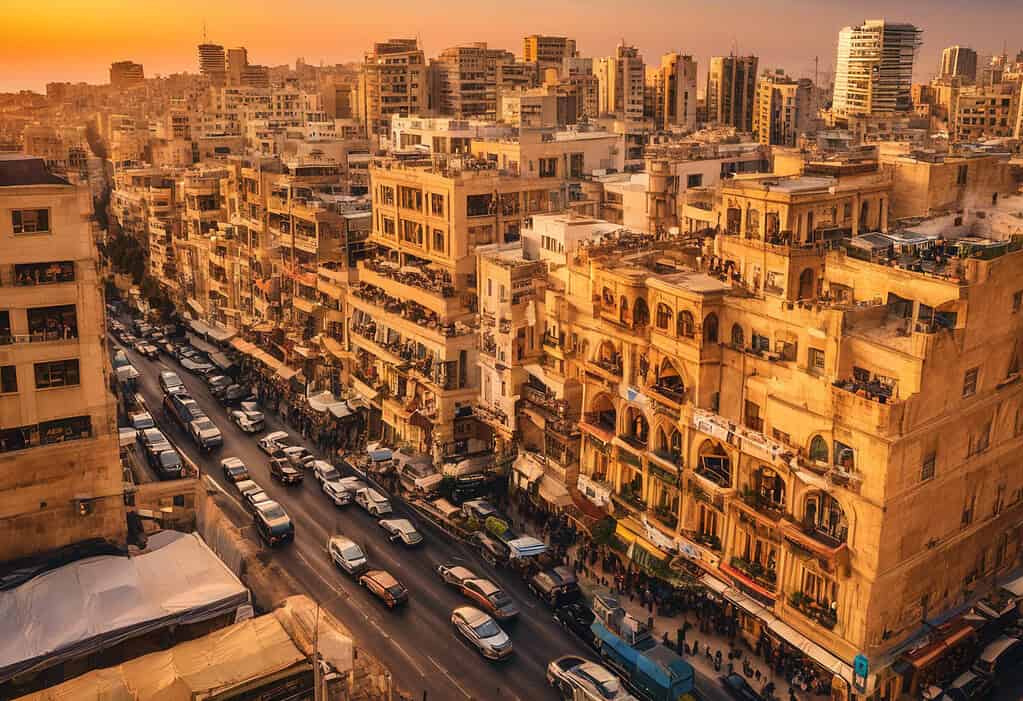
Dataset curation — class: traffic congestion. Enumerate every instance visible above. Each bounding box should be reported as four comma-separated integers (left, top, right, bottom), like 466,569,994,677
107,306,735,701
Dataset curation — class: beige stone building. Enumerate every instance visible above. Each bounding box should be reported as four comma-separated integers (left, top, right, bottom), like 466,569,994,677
646,54,698,132
753,72,814,147
355,39,429,137
0,156,126,562
707,55,759,131
523,35,577,74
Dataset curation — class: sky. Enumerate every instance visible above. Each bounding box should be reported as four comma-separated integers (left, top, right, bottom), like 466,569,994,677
2,0,1022,93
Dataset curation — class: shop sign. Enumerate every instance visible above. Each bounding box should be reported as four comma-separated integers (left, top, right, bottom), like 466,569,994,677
853,654,868,693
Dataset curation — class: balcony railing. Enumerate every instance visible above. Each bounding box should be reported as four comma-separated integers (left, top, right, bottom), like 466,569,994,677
789,592,838,630
730,556,777,589
521,386,569,417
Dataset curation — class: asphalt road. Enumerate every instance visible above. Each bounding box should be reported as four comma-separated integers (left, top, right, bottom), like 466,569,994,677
112,329,732,701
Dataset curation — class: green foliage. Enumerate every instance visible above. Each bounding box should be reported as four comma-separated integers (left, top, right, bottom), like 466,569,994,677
591,516,616,546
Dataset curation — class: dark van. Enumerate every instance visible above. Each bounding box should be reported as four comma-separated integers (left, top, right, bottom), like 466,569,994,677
529,566,582,607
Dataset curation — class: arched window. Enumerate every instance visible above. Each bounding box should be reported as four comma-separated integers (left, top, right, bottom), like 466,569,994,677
633,298,649,327
619,296,629,325
703,313,719,344
731,323,745,348
657,428,683,464
809,435,829,463
654,358,685,403
804,492,848,545
589,392,617,432
697,440,731,487
602,287,614,306
755,467,785,510
656,303,673,330
625,407,649,446
677,310,695,337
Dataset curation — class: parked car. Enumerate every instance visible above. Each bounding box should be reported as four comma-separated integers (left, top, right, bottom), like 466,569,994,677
152,448,184,480
112,350,132,370
159,370,184,395
180,357,214,374
530,566,582,607
135,342,159,359
553,603,596,648
270,453,304,484
940,670,995,701
234,479,260,496
547,656,635,701
973,635,1023,678
455,578,519,620
354,487,392,516
254,501,294,546
129,411,155,434
139,427,171,460
720,673,763,701
189,416,223,451
229,401,264,432
358,570,408,608
378,518,424,547
220,457,249,483
165,392,205,428
220,384,251,404
471,531,509,567
328,535,368,576
312,461,351,505
243,489,272,512
206,374,233,397
451,606,512,660
258,431,291,454
281,445,316,469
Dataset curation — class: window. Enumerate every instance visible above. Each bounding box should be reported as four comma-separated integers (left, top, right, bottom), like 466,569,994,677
686,173,703,188
703,314,718,344
921,453,936,481
744,401,763,432
378,186,394,206
962,492,976,526
0,365,16,393
730,324,745,348
397,186,422,211
968,419,991,456
433,229,445,251
962,367,979,397
34,359,80,389
677,311,695,337
808,347,825,374
430,193,444,216
656,303,672,330
381,217,396,236
27,305,77,341
466,194,493,217
14,262,75,286
539,158,558,178
956,164,968,185
12,209,50,235
808,436,828,463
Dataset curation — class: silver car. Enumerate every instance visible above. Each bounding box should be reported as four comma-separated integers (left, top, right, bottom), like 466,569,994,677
328,535,368,576
546,656,636,701
451,606,513,660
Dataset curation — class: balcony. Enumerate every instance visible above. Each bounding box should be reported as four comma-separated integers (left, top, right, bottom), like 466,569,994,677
294,234,319,254
13,262,75,286
647,381,686,410
350,283,472,339
728,556,777,591
736,489,786,523
831,380,900,437
613,484,648,515
788,592,838,631
585,356,623,382
651,505,679,530
780,519,849,565
293,295,320,314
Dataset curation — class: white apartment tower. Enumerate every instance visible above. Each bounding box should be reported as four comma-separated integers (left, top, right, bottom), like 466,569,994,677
832,19,921,116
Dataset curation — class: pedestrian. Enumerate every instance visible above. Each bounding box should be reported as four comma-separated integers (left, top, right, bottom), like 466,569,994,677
676,627,685,651
715,649,722,672
691,640,698,656
788,687,797,701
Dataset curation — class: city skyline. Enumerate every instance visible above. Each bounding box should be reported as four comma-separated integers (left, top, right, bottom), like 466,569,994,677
4,0,1022,92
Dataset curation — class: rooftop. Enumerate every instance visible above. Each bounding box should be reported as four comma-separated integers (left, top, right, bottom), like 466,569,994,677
0,155,69,187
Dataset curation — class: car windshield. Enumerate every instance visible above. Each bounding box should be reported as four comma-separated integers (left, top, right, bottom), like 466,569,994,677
596,678,622,699
386,584,406,597
491,593,512,607
227,465,245,475
473,619,501,637
133,417,154,429
322,469,341,481
341,545,364,560
263,505,287,519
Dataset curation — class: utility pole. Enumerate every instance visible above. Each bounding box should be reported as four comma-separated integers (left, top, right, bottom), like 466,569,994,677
313,603,322,701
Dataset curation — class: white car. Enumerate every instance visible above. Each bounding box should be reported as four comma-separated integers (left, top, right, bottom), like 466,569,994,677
258,431,290,454
312,461,351,505
546,656,635,701
328,535,368,576
281,445,315,469
378,518,423,546
437,564,478,587
451,606,513,660
354,487,392,516
230,408,262,433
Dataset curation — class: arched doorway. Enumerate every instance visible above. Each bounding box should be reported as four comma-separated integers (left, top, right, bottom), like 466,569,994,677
803,492,849,546
623,406,649,447
697,440,731,487
798,268,815,300
703,313,719,344
633,298,649,327
653,358,686,403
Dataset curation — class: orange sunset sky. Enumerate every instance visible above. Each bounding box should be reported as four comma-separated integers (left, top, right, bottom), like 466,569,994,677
2,0,1021,92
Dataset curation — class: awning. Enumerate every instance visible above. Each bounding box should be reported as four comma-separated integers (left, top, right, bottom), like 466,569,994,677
187,298,204,315
352,378,380,402
231,338,256,354
513,455,544,485
700,573,731,595
209,351,234,370
186,332,219,355
330,403,355,419
206,324,236,343
307,390,345,414
321,335,345,359
250,321,274,333
538,475,572,507
793,468,830,490
615,518,670,560
276,366,300,381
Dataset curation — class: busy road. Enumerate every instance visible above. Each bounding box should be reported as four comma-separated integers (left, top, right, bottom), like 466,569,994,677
110,324,732,701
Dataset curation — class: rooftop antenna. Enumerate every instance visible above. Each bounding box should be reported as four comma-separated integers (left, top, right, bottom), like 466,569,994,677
202,20,207,43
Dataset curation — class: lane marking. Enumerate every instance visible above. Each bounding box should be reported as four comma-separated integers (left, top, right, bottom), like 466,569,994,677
295,550,349,600
427,655,473,699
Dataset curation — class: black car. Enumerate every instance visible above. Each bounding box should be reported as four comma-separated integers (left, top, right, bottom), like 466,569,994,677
720,673,764,701
254,501,294,546
553,602,596,648
530,566,582,607
153,448,184,480
270,454,304,484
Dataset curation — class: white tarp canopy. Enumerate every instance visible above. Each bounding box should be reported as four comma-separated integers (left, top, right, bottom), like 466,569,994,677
307,390,346,414
0,531,250,683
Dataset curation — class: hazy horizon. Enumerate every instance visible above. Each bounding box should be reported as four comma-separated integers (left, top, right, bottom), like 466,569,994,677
4,0,1022,93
